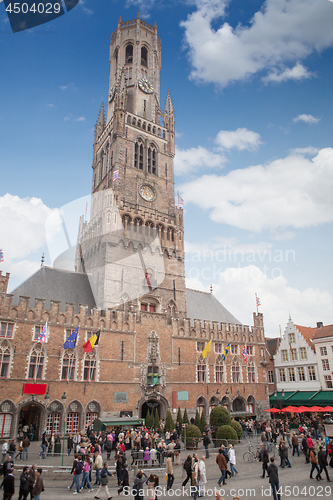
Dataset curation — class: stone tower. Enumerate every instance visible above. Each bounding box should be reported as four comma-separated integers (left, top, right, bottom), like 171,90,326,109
76,14,186,318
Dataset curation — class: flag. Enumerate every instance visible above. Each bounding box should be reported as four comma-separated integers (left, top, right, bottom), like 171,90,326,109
242,344,248,363
37,322,48,343
201,340,212,359
256,296,261,307
178,194,184,206
221,342,230,362
113,170,119,182
0,249,3,262
64,327,79,349
83,330,100,353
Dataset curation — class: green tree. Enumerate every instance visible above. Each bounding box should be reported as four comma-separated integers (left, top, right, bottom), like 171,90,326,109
165,409,175,431
176,407,183,427
210,406,231,428
200,410,207,432
194,409,201,429
215,425,238,446
230,419,243,440
153,410,160,431
181,424,201,448
145,408,152,428
183,408,190,425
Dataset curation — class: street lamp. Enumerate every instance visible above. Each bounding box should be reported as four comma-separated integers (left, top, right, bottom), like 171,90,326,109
61,392,66,466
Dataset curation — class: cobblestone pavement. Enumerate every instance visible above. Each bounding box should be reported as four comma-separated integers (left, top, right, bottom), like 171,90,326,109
7,440,333,499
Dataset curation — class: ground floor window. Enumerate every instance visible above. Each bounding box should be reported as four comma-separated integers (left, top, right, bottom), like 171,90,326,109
0,413,12,438
46,413,61,435
247,404,254,414
66,412,79,434
85,412,98,429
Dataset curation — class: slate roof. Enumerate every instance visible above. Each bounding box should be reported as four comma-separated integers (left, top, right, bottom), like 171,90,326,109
10,266,95,313
10,267,242,325
185,288,241,325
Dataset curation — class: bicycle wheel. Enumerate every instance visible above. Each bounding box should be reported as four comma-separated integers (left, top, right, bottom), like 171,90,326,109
243,451,254,463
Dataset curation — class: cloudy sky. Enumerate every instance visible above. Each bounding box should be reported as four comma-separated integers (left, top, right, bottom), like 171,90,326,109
1,0,333,335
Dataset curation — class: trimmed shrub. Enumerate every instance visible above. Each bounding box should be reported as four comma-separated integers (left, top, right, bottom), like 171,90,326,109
145,408,152,428
176,407,183,427
181,424,202,448
194,409,201,429
153,410,160,431
210,406,231,428
183,408,190,425
165,410,175,431
230,419,243,440
200,411,207,432
215,425,238,446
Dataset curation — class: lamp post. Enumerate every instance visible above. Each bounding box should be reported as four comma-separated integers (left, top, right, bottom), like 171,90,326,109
61,392,66,466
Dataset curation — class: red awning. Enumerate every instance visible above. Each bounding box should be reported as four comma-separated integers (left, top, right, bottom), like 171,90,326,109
265,408,280,413
23,383,47,395
281,406,300,412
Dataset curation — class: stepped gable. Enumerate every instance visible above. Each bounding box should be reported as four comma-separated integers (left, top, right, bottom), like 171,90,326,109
185,288,241,325
295,324,317,351
10,266,95,313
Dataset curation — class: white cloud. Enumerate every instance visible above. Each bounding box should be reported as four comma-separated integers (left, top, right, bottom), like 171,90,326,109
59,83,76,91
263,62,313,84
215,128,262,151
212,265,333,335
174,145,226,176
75,116,86,122
180,147,333,232
181,0,333,87
293,113,321,124
290,146,319,156
0,194,56,261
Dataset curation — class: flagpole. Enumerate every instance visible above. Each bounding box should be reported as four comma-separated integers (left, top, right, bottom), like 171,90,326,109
255,293,258,314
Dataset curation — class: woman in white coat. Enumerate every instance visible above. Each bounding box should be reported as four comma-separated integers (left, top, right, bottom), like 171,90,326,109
228,444,238,476
198,456,207,497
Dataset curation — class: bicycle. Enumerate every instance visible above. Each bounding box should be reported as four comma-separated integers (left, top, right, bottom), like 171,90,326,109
243,443,260,463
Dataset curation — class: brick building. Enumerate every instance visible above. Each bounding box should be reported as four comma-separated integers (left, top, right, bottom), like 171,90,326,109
0,15,269,440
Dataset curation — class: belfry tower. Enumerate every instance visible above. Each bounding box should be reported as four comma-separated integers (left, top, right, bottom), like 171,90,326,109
76,14,186,319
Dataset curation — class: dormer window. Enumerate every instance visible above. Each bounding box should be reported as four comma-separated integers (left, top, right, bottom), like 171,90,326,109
125,43,133,64
141,46,148,67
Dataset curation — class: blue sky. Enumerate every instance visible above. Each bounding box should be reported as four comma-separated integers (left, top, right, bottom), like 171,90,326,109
1,0,333,335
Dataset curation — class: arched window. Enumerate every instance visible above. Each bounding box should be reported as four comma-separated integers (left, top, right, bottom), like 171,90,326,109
231,360,240,383
125,43,133,64
247,361,256,383
156,224,164,240
141,46,148,67
215,356,224,383
66,411,80,434
167,227,174,242
147,145,157,175
0,341,11,378
197,359,207,383
0,412,12,438
46,412,61,435
85,412,98,429
166,301,176,325
145,221,154,237
134,141,144,170
83,352,97,382
28,343,45,380
134,218,143,233
61,351,76,381
122,214,131,230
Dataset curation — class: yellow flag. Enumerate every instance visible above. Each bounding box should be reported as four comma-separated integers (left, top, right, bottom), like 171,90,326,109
201,340,212,359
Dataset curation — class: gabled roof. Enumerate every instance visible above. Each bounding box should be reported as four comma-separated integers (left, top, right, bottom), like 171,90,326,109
295,324,317,351
266,337,280,357
313,324,333,340
185,288,241,325
10,266,95,313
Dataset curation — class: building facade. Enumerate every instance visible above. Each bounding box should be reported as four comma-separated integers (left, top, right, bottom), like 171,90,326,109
313,324,333,390
0,15,270,440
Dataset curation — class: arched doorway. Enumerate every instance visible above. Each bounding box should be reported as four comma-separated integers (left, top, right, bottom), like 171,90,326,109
18,402,42,441
137,393,169,421
141,401,160,420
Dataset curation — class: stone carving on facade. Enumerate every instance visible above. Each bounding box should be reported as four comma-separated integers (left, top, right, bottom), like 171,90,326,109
140,364,148,388
147,330,160,364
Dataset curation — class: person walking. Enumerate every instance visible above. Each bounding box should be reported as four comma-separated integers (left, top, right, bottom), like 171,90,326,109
3,467,15,500
309,447,321,480
133,470,147,500
202,432,211,459
18,466,30,500
198,456,207,497
216,448,227,486
146,473,158,500
22,437,30,462
73,455,83,495
28,464,37,500
94,462,114,500
94,450,103,486
228,444,238,476
291,432,299,457
182,455,192,488
260,443,269,478
267,457,281,500
117,463,129,495
301,434,309,463
191,455,199,500
165,452,174,490
80,456,93,492
40,434,47,460
2,440,8,463
280,441,291,468
67,435,74,456
32,468,44,500
318,445,332,482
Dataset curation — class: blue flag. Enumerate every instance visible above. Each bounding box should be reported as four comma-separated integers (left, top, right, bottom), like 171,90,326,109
64,327,79,349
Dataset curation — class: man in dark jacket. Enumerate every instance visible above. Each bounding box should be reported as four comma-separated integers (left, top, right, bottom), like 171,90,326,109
28,464,36,500
280,441,291,468
267,457,281,500
182,455,192,487
73,456,83,494
202,432,211,459
301,434,309,463
318,445,332,482
260,443,269,478
18,466,30,500
3,467,15,500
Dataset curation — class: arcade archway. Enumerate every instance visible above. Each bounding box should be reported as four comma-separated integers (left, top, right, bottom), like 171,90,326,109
18,401,43,441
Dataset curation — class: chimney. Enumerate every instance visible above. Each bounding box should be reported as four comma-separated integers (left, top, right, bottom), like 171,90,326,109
317,322,323,329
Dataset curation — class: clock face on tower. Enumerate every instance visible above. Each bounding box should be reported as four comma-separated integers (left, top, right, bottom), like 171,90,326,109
138,77,154,94
139,184,156,202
